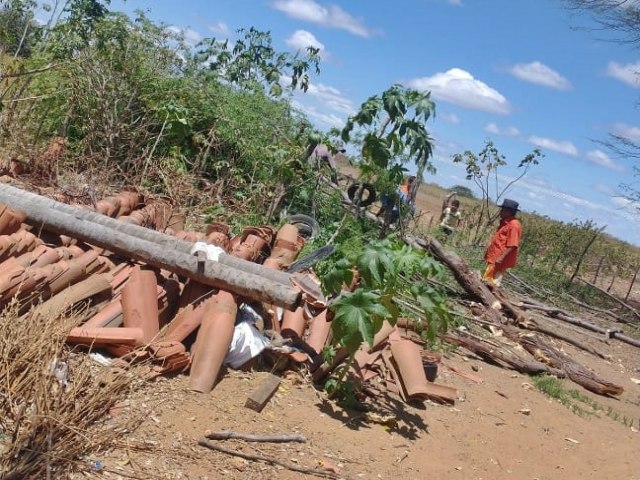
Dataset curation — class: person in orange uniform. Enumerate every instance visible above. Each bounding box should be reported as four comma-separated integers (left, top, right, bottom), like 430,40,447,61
483,198,521,287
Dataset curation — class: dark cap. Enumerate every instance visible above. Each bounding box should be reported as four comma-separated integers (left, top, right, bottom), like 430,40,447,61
498,198,519,212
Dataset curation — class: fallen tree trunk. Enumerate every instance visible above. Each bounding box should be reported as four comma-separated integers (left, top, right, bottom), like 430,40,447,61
517,334,624,396
407,235,504,324
515,318,609,359
519,300,640,349
0,192,301,309
442,333,565,377
0,183,293,287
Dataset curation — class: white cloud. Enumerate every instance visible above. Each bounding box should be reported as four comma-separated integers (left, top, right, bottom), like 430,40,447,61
528,135,578,156
446,0,463,5
272,0,376,37
606,61,640,87
484,122,520,137
593,183,614,194
508,61,572,90
292,100,345,127
286,30,326,57
208,21,231,38
406,68,510,115
611,122,640,142
305,82,356,114
166,26,203,46
585,149,626,172
440,112,461,124
509,62,573,90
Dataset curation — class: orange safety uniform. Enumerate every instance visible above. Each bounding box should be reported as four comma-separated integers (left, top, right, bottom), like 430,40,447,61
484,217,521,272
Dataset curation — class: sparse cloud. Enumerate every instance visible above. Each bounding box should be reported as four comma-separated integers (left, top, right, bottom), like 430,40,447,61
272,0,376,37
291,100,345,127
208,21,231,38
440,112,461,124
528,135,578,156
305,82,356,114
446,0,463,5
611,122,640,142
166,26,203,46
593,183,614,194
286,30,326,57
585,149,626,172
508,61,572,90
484,122,520,137
406,68,510,115
606,61,640,87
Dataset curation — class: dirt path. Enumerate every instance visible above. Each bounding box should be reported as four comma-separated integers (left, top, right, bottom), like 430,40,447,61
100,334,639,480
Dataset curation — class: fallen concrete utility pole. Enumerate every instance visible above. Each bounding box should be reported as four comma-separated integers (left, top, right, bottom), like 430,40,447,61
0,192,300,310
0,183,292,287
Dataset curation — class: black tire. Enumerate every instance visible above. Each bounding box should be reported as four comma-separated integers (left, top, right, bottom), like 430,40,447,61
347,182,376,207
286,214,320,240
287,245,336,273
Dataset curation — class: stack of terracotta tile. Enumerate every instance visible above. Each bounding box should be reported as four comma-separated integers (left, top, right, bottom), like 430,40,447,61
0,187,457,407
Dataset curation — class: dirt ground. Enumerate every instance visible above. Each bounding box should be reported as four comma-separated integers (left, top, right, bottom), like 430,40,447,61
88,170,640,480
99,331,640,480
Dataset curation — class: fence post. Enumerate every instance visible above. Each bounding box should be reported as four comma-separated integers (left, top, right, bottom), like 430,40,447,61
624,264,640,302
593,256,605,284
607,267,617,293
566,226,605,287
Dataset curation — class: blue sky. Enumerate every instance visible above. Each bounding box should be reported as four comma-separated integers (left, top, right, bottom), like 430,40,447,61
108,0,640,245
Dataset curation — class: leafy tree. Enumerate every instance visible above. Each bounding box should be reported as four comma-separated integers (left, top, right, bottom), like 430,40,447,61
452,140,543,242
340,84,436,231
450,184,475,198
193,27,320,97
0,0,40,57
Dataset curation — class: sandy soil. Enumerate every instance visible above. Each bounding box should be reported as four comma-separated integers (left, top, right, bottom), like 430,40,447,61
100,333,640,480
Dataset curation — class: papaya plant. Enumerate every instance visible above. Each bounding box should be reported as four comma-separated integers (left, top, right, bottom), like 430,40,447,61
321,237,453,397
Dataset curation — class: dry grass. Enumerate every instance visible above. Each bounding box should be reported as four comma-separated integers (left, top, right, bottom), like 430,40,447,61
0,303,139,479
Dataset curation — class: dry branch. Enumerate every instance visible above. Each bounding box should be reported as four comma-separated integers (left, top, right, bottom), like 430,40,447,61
205,431,306,443
442,333,565,377
198,438,343,480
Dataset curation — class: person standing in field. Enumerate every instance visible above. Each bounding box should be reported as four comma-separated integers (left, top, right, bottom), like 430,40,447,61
439,198,462,237
483,198,522,287
308,143,344,185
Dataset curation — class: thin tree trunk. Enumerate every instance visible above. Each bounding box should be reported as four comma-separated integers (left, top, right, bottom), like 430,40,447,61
566,226,604,287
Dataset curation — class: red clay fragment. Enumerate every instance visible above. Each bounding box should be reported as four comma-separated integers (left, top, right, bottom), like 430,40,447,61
67,327,144,347
189,290,237,393
0,204,26,236
121,267,160,344
389,338,457,404
306,309,332,354
281,306,306,338
83,298,123,328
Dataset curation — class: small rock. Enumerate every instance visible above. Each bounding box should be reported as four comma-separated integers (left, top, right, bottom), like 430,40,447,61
518,408,531,415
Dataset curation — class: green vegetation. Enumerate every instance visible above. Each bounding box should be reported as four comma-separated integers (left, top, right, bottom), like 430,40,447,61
533,375,636,427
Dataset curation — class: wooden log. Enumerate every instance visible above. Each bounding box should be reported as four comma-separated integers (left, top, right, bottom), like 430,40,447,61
0,183,292,287
517,334,623,396
0,188,301,310
519,300,640,348
407,235,503,324
245,374,281,412
442,333,565,377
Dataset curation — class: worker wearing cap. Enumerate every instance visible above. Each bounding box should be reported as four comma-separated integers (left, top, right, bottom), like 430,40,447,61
483,198,522,287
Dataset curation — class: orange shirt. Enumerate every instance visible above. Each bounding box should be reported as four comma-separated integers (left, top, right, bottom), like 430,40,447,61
484,217,521,268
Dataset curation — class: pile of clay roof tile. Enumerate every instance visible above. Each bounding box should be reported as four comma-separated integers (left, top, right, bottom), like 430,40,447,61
0,184,457,405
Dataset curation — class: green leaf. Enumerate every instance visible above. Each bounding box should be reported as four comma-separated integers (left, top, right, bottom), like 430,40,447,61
331,290,388,352
356,244,394,287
